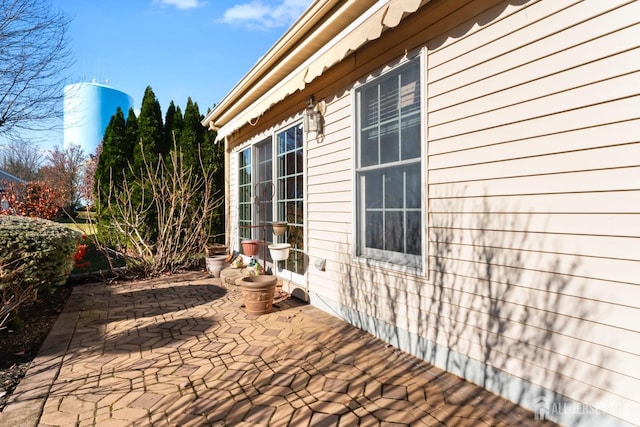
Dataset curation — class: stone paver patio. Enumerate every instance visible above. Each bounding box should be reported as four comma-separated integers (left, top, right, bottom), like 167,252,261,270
0,271,555,426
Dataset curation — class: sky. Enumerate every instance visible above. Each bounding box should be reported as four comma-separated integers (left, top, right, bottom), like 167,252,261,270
39,0,313,149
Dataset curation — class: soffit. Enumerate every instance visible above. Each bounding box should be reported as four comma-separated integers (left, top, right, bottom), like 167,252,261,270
203,0,426,139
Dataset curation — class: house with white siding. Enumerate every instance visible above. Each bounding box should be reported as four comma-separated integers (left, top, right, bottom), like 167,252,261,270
202,0,640,425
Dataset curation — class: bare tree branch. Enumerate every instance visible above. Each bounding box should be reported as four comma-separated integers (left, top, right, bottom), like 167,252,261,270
0,0,73,138
93,140,223,277
0,138,43,181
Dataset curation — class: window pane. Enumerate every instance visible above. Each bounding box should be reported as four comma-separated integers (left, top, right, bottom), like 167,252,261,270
285,176,295,199
277,201,286,222
286,152,297,175
406,211,422,256
401,116,420,160
295,200,304,225
296,175,303,199
239,169,249,186
239,150,251,168
296,151,304,174
379,77,398,122
240,186,250,202
366,210,383,250
380,121,399,164
400,67,420,115
384,167,403,209
295,124,304,149
361,86,379,128
384,211,403,252
361,129,379,167
364,170,383,209
406,163,421,209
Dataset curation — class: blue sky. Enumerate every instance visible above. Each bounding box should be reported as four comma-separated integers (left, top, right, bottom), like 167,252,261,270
42,0,312,148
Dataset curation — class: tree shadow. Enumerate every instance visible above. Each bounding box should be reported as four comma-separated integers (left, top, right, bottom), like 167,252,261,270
337,192,611,425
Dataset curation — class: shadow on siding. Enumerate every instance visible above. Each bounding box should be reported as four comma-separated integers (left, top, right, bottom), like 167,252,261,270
337,195,609,426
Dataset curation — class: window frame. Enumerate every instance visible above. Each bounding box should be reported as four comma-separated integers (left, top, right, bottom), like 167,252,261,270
353,52,427,275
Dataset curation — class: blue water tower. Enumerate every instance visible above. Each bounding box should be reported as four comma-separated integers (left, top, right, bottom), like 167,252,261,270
63,81,134,155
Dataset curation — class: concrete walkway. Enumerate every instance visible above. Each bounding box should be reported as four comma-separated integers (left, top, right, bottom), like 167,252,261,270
0,272,555,426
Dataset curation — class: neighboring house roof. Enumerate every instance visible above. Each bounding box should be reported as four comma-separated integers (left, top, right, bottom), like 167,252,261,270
0,169,26,189
202,0,427,139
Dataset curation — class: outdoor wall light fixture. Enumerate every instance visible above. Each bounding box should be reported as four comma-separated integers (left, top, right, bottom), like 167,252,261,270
304,96,324,137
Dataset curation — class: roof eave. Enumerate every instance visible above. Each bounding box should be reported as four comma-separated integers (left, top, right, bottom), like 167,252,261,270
201,0,343,130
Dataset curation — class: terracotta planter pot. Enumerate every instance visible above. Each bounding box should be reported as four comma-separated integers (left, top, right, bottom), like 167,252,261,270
237,275,277,315
268,243,291,261
241,240,260,256
205,255,228,278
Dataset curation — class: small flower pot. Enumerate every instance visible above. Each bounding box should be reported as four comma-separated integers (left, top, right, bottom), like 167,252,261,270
268,243,291,261
271,221,288,236
237,275,277,315
241,240,260,256
205,254,228,278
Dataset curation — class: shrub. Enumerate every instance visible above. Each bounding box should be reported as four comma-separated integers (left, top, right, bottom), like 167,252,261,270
0,215,81,290
0,181,61,220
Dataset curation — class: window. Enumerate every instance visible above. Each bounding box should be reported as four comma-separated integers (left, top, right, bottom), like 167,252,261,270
238,147,252,240
355,57,423,268
276,123,305,274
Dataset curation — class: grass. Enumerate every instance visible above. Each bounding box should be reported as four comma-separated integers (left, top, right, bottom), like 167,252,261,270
56,211,125,274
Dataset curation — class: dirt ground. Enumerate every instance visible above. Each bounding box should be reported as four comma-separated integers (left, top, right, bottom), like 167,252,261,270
0,284,73,411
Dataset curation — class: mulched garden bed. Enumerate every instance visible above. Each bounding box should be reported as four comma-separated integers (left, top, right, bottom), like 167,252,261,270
0,284,73,411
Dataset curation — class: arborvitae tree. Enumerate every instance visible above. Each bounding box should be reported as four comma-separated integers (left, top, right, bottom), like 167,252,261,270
164,101,183,151
201,109,221,172
125,107,139,157
178,98,205,171
203,117,225,242
173,106,184,146
133,86,164,171
95,107,129,206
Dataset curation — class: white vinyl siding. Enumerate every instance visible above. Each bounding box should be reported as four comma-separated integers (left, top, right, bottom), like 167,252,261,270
302,0,639,425
422,0,640,424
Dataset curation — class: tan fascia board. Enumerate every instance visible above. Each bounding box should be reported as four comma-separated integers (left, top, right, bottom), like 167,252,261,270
202,0,376,131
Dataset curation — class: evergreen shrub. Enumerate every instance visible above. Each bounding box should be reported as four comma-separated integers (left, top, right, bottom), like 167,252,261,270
0,215,81,291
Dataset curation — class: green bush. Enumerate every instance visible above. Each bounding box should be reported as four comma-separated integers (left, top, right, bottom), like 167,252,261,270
0,215,81,291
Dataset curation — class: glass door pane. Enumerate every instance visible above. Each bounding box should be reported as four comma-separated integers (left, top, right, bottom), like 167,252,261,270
254,139,273,261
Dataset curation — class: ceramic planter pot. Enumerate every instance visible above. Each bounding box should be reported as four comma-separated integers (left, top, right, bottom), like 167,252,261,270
271,221,288,236
268,243,291,261
237,275,277,315
241,240,260,256
205,254,228,278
